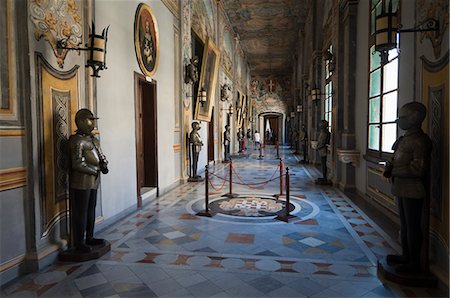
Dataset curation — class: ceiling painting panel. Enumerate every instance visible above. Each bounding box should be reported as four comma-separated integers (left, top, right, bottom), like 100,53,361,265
222,0,310,81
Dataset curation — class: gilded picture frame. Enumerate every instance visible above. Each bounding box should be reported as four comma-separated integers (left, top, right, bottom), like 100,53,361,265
194,38,220,122
236,91,245,128
134,3,159,77
246,98,253,128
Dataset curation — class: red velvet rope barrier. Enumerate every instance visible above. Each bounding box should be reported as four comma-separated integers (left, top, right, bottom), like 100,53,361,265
207,163,284,189
208,176,227,191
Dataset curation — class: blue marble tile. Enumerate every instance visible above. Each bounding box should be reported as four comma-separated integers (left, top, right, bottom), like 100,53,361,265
247,275,284,293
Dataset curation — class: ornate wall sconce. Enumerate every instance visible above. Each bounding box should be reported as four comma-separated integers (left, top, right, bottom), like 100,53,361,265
57,22,109,77
375,0,439,64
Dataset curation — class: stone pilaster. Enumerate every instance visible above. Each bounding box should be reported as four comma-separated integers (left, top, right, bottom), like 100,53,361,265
335,0,359,190
181,0,192,179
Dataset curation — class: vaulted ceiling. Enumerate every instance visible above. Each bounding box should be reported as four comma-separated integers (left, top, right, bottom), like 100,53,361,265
222,0,311,79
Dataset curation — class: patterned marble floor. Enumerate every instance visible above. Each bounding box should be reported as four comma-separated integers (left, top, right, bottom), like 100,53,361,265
2,147,447,297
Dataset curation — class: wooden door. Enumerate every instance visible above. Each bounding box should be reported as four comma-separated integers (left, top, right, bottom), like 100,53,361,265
134,72,158,207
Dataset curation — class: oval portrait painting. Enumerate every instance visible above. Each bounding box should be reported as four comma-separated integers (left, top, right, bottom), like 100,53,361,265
134,3,159,77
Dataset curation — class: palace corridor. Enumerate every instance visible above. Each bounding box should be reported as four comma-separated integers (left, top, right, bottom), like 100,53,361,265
2,147,446,297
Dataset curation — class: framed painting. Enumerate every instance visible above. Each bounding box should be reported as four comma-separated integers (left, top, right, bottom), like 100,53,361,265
194,38,220,122
134,3,159,77
236,92,245,128
246,98,253,127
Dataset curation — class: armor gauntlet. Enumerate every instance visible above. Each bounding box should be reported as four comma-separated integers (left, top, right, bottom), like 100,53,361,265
92,137,109,174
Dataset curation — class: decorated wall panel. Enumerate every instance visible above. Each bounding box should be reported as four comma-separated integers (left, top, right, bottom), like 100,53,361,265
36,54,79,237
29,0,83,68
0,0,19,124
191,0,215,43
218,9,234,79
235,49,243,88
421,54,449,249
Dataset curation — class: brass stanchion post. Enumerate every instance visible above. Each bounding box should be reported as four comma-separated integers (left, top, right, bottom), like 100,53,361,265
280,159,284,196
276,167,296,222
223,159,238,198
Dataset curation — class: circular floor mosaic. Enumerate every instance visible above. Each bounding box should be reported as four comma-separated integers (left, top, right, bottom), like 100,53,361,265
186,194,320,224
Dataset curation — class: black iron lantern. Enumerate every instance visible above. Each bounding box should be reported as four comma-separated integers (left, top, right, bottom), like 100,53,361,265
86,22,109,78
375,0,439,65
57,22,110,77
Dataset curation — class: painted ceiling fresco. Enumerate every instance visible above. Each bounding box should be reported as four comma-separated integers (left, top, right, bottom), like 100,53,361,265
223,0,310,77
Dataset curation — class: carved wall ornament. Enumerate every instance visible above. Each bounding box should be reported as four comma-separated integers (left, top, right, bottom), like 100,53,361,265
30,0,83,68
417,0,449,59
220,83,231,101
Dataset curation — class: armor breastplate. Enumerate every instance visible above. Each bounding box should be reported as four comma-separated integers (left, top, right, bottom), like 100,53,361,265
391,130,431,198
69,134,101,190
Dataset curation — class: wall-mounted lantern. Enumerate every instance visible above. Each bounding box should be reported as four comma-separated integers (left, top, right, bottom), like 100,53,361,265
375,0,439,64
198,88,207,106
297,105,303,113
309,88,333,102
57,22,109,77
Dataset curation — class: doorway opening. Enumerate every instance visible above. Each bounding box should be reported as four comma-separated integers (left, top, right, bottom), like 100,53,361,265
134,72,158,207
263,115,280,145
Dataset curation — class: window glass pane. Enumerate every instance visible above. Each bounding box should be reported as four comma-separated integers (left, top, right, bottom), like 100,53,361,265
369,97,380,123
383,58,398,93
368,125,380,150
382,91,397,122
382,123,397,153
370,46,381,71
371,0,381,8
388,41,399,60
375,2,382,16
369,69,381,97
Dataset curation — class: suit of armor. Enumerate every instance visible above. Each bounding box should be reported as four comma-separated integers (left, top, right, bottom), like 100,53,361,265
316,120,330,180
223,125,231,161
190,122,203,178
69,109,108,252
383,102,431,273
